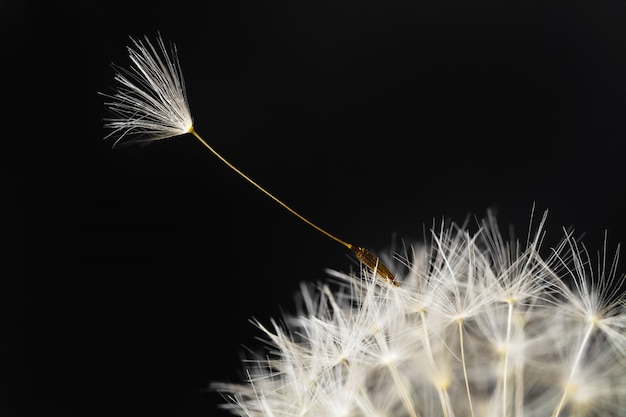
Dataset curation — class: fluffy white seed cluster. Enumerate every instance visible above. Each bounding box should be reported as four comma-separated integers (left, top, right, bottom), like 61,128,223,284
212,211,626,417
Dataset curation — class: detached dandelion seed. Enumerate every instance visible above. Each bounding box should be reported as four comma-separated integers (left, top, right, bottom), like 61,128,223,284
101,34,397,286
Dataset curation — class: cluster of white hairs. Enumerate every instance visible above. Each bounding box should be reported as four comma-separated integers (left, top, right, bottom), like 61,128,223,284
100,35,626,417
211,210,626,417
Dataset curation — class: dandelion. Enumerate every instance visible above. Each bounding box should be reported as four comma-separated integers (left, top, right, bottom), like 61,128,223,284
101,34,626,417
211,210,626,417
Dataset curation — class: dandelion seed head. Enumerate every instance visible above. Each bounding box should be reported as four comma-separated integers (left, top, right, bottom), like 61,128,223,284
212,210,626,417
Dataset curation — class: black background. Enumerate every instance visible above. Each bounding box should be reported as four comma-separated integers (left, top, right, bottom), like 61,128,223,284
4,1,626,416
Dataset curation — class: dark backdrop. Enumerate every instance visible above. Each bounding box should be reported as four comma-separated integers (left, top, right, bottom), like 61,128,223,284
4,1,626,416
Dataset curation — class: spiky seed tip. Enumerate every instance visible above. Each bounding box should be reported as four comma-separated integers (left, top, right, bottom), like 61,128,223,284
101,33,194,147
